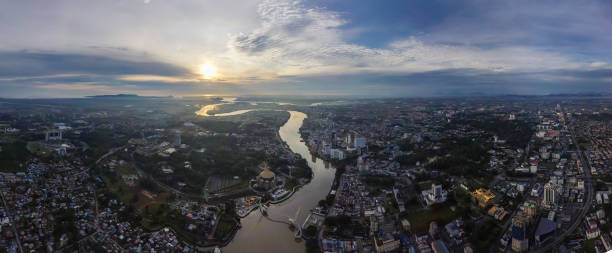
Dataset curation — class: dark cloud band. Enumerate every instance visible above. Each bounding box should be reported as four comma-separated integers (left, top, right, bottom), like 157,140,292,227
0,52,189,78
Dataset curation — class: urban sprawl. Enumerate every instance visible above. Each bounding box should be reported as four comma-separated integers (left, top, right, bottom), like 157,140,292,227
0,96,611,253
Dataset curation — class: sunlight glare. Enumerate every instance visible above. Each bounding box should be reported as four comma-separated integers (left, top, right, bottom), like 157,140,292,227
200,63,217,79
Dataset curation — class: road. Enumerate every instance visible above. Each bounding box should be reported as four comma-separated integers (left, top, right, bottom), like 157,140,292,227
532,112,594,253
95,146,125,165
0,191,24,253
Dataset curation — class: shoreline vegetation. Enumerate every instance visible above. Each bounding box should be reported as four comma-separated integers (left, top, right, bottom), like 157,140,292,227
215,109,322,248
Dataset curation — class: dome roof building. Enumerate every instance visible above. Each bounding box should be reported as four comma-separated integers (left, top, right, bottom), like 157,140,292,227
259,167,275,180
256,164,277,190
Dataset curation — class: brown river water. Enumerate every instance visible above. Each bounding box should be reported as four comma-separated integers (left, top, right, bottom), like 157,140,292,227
222,111,336,253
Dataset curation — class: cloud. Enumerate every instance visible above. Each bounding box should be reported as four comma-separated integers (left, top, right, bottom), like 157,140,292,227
0,51,214,98
0,52,190,78
252,68,612,97
0,0,611,97
223,0,602,81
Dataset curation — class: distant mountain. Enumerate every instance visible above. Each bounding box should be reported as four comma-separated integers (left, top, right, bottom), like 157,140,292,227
543,92,612,97
86,94,171,98
497,92,612,98
86,94,138,98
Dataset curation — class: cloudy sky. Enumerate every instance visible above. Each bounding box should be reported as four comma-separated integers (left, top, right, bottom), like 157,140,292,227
1,0,611,98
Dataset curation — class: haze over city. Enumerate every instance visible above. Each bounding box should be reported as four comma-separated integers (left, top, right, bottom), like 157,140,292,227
1,0,612,98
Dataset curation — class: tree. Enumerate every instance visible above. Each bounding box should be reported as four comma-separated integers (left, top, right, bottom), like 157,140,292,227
303,226,318,238
130,194,139,204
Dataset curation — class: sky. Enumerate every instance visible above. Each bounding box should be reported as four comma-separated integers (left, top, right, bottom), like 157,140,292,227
0,0,611,98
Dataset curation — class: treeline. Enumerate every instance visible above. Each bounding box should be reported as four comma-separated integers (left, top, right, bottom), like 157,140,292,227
426,138,490,177
450,113,534,149
396,137,489,168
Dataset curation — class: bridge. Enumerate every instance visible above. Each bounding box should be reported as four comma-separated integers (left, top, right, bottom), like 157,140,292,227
259,203,303,238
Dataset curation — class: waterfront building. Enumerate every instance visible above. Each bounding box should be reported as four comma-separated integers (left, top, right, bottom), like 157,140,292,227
257,166,277,190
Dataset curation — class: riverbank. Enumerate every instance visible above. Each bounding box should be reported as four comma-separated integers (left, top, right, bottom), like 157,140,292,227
223,111,337,253
237,204,259,218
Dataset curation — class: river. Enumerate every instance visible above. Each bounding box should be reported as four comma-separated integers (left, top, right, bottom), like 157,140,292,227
222,110,336,253
195,98,294,117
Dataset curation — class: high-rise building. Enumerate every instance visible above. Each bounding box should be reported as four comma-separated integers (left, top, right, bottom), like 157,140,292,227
331,132,337,148
345,132,355,151
511,215,529,252
354,136,367,149
345,131,366,151
174,133,182,147
543,182,558,208
522,201,537,219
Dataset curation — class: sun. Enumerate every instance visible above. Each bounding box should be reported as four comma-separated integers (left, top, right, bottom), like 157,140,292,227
199,63,217,79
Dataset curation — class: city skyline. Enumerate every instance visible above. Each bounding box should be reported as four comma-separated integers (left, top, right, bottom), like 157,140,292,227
1,0,612,98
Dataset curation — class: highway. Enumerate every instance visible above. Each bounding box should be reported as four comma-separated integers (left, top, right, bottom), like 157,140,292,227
532,110,594,253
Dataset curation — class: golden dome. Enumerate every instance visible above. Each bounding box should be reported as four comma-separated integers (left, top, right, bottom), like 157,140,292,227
259,167,275,179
